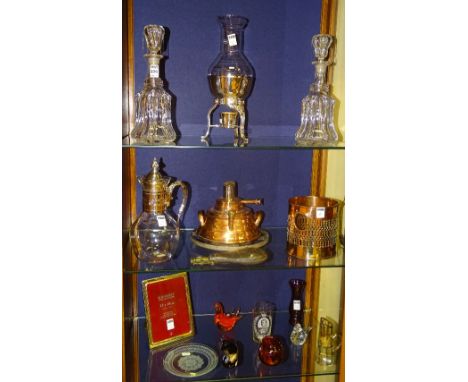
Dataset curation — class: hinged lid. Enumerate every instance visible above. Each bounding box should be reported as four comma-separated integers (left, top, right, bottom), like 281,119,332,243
138,158,171,195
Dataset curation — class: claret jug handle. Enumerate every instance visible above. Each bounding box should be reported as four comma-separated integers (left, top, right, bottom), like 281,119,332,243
168,180,188,223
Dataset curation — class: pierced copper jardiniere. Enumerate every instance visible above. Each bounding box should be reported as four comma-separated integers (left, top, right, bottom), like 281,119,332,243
287,196,339,259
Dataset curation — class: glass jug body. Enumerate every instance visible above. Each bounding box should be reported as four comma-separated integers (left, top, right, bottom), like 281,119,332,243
131,211,179,263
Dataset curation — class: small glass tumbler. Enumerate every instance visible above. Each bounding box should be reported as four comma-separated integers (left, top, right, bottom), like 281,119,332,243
252,301,275,343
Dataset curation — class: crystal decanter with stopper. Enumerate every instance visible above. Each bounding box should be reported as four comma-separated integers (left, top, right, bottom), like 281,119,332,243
202,15,254,145
130,158,188,263
295,34,339,145
131,25,176,144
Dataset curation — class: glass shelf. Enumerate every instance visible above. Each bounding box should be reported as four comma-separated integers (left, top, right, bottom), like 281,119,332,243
122,136,345,150
126,311,339,381
123,228,344,274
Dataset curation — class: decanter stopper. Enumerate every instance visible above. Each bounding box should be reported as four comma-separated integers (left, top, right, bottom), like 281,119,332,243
311,34,333,89
144,25,164,55
295,34,339,145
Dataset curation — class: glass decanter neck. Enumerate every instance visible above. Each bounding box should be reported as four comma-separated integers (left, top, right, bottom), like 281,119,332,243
145,53,162,79
310,82,330,94
310,61,330,94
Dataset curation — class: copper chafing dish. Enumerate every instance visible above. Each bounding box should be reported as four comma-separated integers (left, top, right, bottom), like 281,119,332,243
192,181,267,247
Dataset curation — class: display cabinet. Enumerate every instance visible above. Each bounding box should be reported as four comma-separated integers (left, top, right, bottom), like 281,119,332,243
123,0,344,381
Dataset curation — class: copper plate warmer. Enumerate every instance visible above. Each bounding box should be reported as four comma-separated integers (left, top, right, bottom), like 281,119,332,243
192,181,267,248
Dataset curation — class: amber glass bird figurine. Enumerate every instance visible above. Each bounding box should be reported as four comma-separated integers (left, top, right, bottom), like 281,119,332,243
214,302,242,332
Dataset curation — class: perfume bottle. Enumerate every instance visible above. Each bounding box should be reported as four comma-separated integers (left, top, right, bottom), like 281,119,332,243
130,158,188,263
202,15,254,145
131,25,177,144
289,279,306,326
295,34,339,145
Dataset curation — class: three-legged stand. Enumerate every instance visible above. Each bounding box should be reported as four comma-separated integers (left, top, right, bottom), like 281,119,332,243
202,98,248,145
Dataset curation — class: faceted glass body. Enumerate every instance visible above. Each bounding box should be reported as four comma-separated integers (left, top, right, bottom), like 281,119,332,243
132,78,176,144
296,86,338,144
130,211,179,263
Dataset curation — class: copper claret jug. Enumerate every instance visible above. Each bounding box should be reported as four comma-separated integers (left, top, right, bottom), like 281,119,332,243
130,158,188,263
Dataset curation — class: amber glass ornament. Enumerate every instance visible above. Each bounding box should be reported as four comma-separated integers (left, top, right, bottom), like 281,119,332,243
258,336,285,366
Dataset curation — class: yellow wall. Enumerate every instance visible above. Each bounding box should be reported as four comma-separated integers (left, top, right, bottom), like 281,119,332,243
319,3,345,381
326,0,345,200
326,0,345,201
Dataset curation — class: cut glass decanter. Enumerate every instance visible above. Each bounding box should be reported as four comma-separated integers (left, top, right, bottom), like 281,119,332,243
131,25,176,144
295,34,339,145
